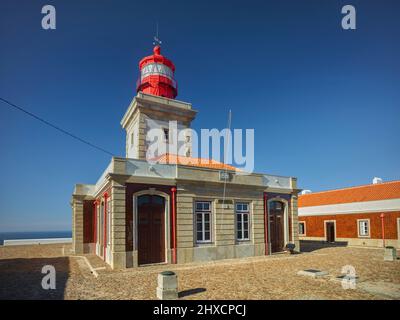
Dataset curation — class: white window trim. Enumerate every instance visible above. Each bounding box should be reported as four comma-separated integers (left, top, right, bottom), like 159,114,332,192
235,202,251,241
299,221,306,236
194,200,213,244
357,218,371,238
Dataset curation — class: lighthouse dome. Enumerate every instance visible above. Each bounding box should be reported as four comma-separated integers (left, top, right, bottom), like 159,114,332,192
136,45,178,99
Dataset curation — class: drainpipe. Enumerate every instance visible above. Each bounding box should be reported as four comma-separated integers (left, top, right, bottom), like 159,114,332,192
171,187,177,264
264,192,269,255
380,213,385,248
103,193,108,261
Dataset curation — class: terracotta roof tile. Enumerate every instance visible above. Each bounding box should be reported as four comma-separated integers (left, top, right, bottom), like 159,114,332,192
151,153,238,171
298,180,400,207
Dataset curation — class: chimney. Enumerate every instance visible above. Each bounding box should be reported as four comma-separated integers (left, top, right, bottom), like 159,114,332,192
372,177,383,184
300,189,312,195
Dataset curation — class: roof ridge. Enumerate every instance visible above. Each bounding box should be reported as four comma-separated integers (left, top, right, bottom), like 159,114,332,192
300,179,400,197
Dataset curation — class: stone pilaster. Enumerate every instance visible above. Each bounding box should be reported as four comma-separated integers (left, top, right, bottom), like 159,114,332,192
72,198,84,254
138,113,147,160
215,201,235,246
252,199,266,256
176,191,194,264
110,180,127,269
291,195,301,252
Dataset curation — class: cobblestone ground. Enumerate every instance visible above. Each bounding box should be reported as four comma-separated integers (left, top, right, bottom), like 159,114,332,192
0,244,399,300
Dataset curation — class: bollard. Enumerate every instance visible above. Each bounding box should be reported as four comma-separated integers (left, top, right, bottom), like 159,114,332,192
156,271,178,300
384,246,397,261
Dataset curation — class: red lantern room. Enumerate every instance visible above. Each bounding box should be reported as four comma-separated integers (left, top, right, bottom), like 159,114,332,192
136,45,178,99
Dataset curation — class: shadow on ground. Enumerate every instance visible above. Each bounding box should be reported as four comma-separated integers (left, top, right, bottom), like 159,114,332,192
178,288,206,298
300,240,348,253
0,257,70,299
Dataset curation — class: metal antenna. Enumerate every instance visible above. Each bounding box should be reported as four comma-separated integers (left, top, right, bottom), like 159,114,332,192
153,22,162,46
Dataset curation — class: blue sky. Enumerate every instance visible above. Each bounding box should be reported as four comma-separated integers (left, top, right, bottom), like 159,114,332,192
0,0,399,232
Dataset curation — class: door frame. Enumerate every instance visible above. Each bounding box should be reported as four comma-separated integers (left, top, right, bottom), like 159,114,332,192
324,220,336,243
397,218,400,244
267,198,289,253
132,189,171,265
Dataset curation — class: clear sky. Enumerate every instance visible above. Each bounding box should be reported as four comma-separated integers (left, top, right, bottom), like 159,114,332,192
0,0,399,232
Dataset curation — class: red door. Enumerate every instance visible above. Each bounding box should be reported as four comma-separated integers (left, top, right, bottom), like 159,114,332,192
137,195,165,265
269,201,285,253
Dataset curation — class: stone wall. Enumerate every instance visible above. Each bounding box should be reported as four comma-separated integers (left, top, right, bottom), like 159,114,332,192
175,182,266,264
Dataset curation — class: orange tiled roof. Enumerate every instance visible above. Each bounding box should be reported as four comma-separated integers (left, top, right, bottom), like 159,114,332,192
151,153,237,171
298,180,400,207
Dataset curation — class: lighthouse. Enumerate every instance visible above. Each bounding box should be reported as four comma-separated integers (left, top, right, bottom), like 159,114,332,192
136,45,178,99
122,44,196,159
71,41,300,270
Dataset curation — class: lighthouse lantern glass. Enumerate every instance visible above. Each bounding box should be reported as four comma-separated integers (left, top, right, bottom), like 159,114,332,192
141,63,174,81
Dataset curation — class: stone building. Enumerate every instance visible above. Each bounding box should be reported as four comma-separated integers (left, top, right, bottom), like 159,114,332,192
71,45,300,269
298,179,400,248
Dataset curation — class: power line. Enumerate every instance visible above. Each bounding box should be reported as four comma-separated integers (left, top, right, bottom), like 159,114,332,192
0,97,115,157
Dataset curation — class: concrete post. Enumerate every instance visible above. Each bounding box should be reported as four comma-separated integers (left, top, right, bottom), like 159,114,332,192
156,271,178,300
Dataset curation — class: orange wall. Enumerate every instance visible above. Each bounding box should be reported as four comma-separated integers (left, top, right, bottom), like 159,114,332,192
299,211,400,239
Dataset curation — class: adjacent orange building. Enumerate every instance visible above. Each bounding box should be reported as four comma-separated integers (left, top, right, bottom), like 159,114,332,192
298,179,400,248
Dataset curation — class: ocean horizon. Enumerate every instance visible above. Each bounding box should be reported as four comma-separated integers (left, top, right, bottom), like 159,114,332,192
0,231,72,245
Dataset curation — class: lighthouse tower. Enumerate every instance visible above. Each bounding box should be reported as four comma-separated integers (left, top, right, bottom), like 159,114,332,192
136,45,178,99
121,45,197,160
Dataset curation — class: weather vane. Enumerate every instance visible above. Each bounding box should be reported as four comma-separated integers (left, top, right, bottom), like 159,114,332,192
153,22,162,46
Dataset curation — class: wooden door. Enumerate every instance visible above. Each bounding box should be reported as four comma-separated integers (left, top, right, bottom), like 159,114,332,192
326,222,335,242
137,195,165,265
269,201,285,253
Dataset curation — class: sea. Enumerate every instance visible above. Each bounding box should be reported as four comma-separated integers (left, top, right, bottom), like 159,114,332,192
0,231,72,245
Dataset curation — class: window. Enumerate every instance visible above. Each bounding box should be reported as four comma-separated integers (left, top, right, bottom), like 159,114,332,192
163,128,169,143
299,222,306,236
358,220,370,237
236,202,250,241
195,201,211,243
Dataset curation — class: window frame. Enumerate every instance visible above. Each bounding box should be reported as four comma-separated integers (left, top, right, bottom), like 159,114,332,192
235,202,250,242
357,219,370,238
298,221,306,236
194,201,212,244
